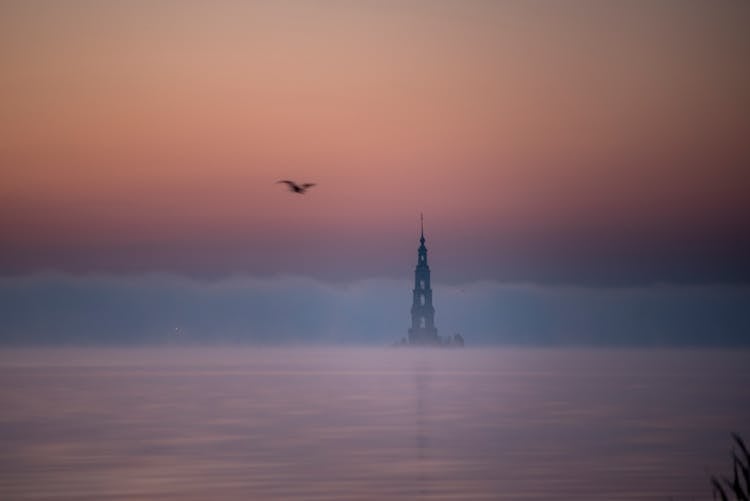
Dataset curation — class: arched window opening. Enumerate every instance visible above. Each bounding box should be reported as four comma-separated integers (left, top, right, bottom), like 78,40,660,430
420,294,425,306
420,317,426,328
420,280,425,289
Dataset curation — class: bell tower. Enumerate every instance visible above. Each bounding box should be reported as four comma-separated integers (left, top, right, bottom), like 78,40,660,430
408,214,439,345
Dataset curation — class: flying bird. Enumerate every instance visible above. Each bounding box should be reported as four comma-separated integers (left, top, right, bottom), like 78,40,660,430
276,180,316,194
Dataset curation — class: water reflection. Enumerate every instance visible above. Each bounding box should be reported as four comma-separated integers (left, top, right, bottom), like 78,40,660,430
415,358,431,497
0,347,748,500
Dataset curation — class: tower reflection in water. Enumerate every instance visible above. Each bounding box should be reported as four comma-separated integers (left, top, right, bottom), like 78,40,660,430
414,359,431,498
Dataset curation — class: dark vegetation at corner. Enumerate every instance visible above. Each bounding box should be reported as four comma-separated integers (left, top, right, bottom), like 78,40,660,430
711,434,749,501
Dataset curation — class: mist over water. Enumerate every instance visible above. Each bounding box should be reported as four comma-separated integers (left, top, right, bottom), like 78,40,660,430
3,274,750,346
1,347,748,500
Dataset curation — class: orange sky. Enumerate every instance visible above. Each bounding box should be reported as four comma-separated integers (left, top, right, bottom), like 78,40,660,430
1,1,749,283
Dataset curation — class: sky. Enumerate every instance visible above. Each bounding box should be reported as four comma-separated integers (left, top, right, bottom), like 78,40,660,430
1,1,749,344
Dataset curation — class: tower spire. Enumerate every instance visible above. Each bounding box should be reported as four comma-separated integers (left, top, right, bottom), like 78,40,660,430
409,212,437,345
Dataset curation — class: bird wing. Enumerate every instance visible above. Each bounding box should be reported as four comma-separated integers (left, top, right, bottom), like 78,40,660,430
301,183,316,188
277,180,300,189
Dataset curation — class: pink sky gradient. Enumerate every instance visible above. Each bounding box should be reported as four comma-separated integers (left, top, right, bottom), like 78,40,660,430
1,1,749,283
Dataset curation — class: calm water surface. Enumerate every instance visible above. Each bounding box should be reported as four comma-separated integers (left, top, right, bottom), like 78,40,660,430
0,347,748,500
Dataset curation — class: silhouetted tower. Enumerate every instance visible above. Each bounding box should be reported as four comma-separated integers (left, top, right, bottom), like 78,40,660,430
409,214,439,345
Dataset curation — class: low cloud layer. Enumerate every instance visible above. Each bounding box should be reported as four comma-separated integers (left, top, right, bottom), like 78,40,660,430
1,274,748,346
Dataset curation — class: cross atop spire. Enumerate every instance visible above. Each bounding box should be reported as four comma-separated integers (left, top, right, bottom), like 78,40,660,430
420,212,425,244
